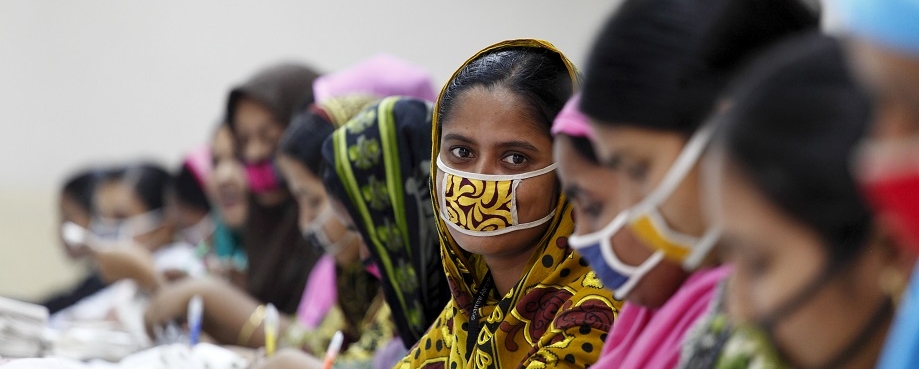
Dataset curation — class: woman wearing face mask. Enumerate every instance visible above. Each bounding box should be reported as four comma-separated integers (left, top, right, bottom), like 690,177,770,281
144,96,385,351
834,2,919,367
207,124,249,285
257,96,450,369
226,62,323,315
41,168,108,314
393,39,618,369
87,162,207,289
275,95,389,357
565,0,817,367
166,147,213,249
706,33,913,369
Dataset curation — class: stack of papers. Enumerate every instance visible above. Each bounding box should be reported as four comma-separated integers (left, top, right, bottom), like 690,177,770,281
0,296,49,358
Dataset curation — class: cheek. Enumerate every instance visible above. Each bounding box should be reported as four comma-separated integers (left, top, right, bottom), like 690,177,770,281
514,175,557,220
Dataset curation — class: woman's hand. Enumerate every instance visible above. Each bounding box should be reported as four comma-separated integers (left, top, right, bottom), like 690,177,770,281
89,243,163,292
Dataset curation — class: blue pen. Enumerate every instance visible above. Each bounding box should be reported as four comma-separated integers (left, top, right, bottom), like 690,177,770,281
188,294,203,346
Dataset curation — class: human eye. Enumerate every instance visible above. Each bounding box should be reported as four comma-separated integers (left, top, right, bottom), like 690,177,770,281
501,153,527,165
450,147,473,159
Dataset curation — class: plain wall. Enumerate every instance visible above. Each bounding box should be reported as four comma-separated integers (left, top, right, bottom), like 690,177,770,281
0,0,619,300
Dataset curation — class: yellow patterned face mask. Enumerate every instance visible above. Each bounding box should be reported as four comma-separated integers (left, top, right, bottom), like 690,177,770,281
436,155,557,237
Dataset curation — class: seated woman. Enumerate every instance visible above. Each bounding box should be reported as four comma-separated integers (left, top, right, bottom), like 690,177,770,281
563,0,815,367
705,33,913,369
259,95,452,369
395,39,618,369
41,167,108,314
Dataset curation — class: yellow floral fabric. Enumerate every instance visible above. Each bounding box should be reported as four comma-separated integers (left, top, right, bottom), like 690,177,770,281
396,39,621,369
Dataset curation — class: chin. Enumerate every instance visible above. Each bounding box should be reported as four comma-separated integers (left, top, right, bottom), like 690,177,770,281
626,262,689,308
448,223,550,258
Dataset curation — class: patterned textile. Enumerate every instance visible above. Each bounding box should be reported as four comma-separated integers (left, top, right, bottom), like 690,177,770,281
323,96,451,347
397,39,620,369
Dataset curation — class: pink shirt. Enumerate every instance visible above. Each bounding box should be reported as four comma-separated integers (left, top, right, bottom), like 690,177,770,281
592,266,730,368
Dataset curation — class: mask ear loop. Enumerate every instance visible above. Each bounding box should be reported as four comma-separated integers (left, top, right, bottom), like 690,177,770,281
569,210,662,300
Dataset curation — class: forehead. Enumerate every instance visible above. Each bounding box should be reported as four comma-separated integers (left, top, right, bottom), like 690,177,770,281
556,136,609,183
589,122,686,161
440,86,550,144
94,180,147,217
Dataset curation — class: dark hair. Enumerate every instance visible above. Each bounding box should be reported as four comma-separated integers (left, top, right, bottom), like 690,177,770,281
720,34,873,262
61,168,105,213
103,162,172,212
277,106,336,176
580,0,817,133
170,163,211,213
438,47,573,135
565,135,600,165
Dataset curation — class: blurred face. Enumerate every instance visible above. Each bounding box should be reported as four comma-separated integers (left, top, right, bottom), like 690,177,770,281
435,86,557,261
234,97,288,206
91,180,173,252
716,159,894,369
59,193,91,259
234,97,285,164
848,40,919,251
589,124,707,236
277,154,358,264
555,135,686,307
209,125,248,229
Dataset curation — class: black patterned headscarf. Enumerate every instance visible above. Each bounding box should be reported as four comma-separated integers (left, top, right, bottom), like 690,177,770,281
321,96,450,348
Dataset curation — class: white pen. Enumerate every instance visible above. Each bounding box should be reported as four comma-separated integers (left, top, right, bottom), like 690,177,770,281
322,330,344,369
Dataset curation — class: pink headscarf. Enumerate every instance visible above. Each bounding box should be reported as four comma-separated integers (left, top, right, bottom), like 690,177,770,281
551,93,594,139
313,54,437,103
183,144,212,188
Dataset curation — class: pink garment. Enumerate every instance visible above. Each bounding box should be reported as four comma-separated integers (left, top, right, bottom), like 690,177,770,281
313,54,437,103
592,266,730,369
184,144,212,189
551,93,594,139
296,255,337,329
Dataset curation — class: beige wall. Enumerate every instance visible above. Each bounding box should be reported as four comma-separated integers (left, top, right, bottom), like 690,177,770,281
0,0,619,300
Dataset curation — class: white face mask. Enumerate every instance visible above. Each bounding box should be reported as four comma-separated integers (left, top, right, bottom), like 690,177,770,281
302,205,354,256
436,155,557,237
178,214,214,247
568,122,721,300
90,209,165,242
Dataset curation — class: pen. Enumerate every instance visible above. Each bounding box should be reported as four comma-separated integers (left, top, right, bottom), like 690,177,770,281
264,303,279,356
322,330,344,369
188,294,203,346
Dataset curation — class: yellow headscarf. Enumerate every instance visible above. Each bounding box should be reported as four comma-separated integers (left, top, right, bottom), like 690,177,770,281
397,39,620,369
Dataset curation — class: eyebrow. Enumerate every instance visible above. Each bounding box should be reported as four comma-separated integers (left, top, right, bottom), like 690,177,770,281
562,185,581,199
442,133,474,145
442,134,541,153
498,140,540,153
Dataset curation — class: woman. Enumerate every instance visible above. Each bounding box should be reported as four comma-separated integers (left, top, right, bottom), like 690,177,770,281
259,96,450,369
167,146,213,249
841,2,919,367
143,96,383,350
41,168,108,314
396,39,618,369
277,94,386,356
566,0,816,367
225,62,323,314
321,96,450,355
706,33,913,369
206,124,249,285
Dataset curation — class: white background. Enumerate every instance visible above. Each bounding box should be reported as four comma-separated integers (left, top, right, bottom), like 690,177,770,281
0,0,618,300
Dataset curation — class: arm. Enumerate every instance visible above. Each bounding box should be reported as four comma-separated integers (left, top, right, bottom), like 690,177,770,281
143,276,293,346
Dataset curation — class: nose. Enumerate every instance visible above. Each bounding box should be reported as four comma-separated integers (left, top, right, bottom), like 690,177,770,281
244,139,272,163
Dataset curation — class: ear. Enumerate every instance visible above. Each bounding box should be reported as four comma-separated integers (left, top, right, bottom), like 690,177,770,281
873,221,918,274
